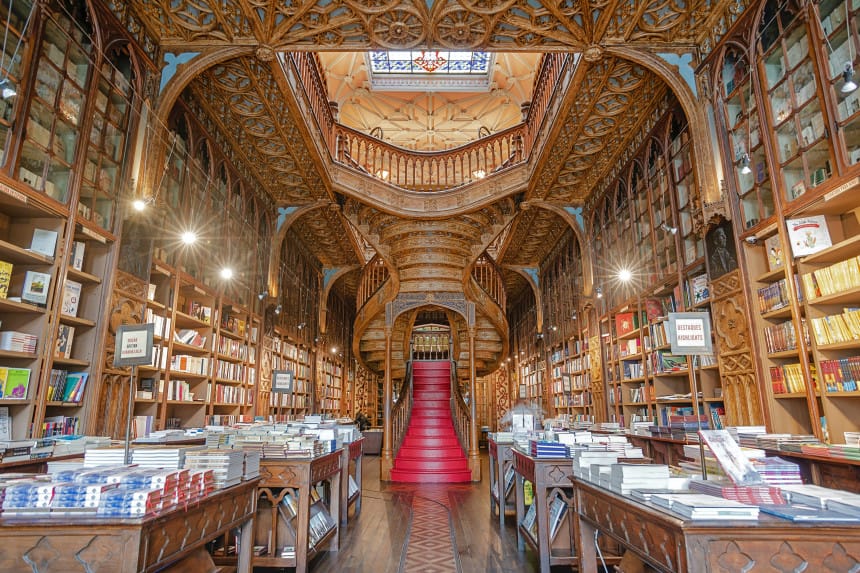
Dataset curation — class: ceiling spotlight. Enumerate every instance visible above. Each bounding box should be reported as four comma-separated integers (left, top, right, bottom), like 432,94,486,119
132,199,147,212
181,230,197,245
551,325,558,332
274,304,282,315
219,267,233,280
842,63,858,94
740,153,752,175
257,290,268,301
331,346,338,354
660,222,678,235
618,268,632,282
595,286,603,299
0,80,16,100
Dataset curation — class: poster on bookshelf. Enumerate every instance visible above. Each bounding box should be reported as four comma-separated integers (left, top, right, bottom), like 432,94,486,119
786,215,832,257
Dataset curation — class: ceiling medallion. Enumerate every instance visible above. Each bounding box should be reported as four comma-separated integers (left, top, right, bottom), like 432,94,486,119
414,51,446,72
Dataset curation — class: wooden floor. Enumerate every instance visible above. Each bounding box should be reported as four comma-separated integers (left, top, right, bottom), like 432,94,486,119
304,452,557,573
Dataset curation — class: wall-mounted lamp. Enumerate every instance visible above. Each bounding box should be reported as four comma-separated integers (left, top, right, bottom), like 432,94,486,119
297,322,306,330
842,62,858,94
739,153,752,175
257,290,268,301
274,304,282,315
550,325,558,332
659,222,678,235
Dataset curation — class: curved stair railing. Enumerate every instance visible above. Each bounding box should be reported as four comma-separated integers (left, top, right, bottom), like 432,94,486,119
390,361,413,456
357,254,390,311
287,52,571,192
471,253,506,312
449,356,472,457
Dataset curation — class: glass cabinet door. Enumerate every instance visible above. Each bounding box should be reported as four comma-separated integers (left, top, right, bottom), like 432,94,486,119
759,0,836,202
0,0,34,166
19,10,91,203
820,0,860,165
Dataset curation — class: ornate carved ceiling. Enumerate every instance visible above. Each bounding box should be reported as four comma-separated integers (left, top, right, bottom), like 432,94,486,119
128,0,720,51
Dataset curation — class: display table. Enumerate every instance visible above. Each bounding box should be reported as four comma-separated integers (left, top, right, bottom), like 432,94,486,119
254,450,342,573
488,437,515,527
0,478,259,573
341,437,364,525
574,477,860,573
511,448,577,573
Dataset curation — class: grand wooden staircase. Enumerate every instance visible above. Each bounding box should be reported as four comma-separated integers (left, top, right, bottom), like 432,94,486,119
390,361,472,483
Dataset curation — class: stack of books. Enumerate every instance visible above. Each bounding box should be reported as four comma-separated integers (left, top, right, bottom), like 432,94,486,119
572,448,619,481
183,449,245,489
0,331,37,353
650,493,760,520
609,463,671,495
689,478,785,504
132,447,192,470
529,440,568,458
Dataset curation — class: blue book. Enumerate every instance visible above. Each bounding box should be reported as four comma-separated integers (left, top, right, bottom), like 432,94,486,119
759,504,860,523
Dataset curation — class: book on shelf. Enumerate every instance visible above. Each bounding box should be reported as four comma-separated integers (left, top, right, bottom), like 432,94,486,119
69,241,86,271
0,367,31,399
0,406,9,440
764,234,784,271
786,215,832,257
548,493,568,540
21,270,51,306
62,280,82,317
147,283,157,301
61,371,89,402
521,502,537,536
615,312,637,337
28,228,58,258
0,260,11,299
689,274,710,304
55,324,75,359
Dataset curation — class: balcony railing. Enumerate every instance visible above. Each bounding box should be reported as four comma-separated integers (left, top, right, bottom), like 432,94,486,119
286,52,570,193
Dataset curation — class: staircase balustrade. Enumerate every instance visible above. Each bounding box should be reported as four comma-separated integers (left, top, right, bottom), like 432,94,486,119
390,363,413,456
471,253,506,311
449,361,472,457
285,52,571,192
357,255,390,310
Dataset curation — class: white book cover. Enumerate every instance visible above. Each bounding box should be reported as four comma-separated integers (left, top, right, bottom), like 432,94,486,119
29,228,59,257
786,215,832,257
699,430,764,485
70,241,86,271
62,280,82,317
22,270,52,306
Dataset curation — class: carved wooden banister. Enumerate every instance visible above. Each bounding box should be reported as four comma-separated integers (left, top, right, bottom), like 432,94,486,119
390,363,413,456
357,255,390,310
286,52,571,192
471,253,506,312
449,360,471,456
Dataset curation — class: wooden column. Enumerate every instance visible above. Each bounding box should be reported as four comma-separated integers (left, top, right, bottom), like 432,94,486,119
380,326,394,480
468,328,481,480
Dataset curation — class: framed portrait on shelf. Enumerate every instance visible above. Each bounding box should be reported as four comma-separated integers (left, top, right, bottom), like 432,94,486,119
705,219,738,279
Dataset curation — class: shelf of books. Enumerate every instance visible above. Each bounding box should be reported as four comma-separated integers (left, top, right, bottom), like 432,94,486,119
318,355,343,415
268,329,310,418
548,342,569,414
552,334,592,422
743,224,819,437
0,188,64,441
39,222,114,438
518,354,544,408
791,188,860,444
208,300,259,425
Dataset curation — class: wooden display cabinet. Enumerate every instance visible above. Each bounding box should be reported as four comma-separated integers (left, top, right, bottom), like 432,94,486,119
548,342,568,414
318,354,343,415
564,334,593,422
488,436,515,527
211,300,254,424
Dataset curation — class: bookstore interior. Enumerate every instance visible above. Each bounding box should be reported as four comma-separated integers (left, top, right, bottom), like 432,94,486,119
1,0,860,571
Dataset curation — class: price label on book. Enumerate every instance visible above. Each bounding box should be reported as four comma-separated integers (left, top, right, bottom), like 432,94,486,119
114,323,155,366
667,312,713,355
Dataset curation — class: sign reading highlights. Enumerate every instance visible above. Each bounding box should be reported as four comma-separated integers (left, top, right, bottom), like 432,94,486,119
114,323,155,367
667,312,713,355
272,370,294,393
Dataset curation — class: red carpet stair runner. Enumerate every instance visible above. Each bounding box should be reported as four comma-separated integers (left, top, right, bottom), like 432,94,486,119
390,361,472,483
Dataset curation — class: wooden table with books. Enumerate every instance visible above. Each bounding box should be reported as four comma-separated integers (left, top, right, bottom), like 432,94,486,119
340,437,363,525
574,477,860,573
489,436,515,527
0,478,259,573
253,450,342,573
511,448,577,573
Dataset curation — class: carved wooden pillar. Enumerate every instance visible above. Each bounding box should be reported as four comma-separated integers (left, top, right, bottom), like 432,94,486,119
468,328,481,480
711,269,765,426
380,326,394,479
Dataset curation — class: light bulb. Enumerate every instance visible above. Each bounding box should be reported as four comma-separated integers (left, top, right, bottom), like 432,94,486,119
132,199,146,212
842,63,858,94
618,268,632,282
181,230,197,245
274,304,282,315
1,86,16,99
740,153,752,175
220,267,233,280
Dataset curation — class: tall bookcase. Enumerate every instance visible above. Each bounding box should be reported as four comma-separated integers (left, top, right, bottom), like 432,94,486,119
267,330,311,418
318,355,343,415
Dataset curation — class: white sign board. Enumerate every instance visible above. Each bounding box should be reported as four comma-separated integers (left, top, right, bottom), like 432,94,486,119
114,323,155,367
668,312,714,355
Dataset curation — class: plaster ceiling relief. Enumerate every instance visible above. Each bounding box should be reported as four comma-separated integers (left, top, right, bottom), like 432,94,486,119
291,206,364,267
498,207,569,267
319,52,541,151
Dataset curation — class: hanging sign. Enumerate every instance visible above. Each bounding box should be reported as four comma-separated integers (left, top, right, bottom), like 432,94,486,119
272,370,295,393
667,312,713,356
114,323,155,366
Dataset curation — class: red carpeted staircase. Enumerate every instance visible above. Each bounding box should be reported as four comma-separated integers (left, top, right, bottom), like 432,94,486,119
390,361,472,483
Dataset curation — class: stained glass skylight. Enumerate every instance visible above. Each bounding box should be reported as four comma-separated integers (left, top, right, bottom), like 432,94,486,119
367,51,495,92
